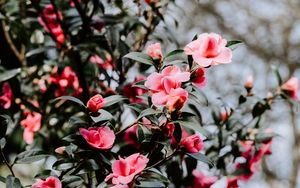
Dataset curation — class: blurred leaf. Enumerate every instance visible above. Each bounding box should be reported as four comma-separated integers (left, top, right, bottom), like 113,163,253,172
0,115,11,138
104,95,127,107
0,176,5,183
137,124,145,143
0,68,21,82
91,109,114,123
5,175,21,188
34,170,52,179
15,149,49,164
164,49,184,60
62,176,84,188
54,96,85,107
137,108,162,120
255,132,276,142
25,46,54,57
186,153,214,167
135,181,166,188
0,138,6,149
124,52,154,66
143,169,170,184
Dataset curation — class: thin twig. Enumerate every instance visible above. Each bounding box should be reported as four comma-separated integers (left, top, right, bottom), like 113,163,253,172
0,147,15,177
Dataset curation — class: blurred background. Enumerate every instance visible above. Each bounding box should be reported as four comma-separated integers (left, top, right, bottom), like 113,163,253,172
160,0,300,187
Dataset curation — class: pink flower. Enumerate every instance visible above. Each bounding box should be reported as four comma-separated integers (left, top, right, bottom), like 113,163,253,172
123,124,139,147
123,76,147,103
105,153,149,185
191,170,218,188
111,185,129,188
146,43,163,60
49,66,82,97
87,94,105,112
38,5,65,46
0,82,13,109
90,54,114,70
79,127,115,150
184,33,232,67
145,66,190,111
163,122,175,137
191,68,206,88
281,77,298,100
20,112,42,144
32,176,62,188
180,134,204,153
55,146,66,155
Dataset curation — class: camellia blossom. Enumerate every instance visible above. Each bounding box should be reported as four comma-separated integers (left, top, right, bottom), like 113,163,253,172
105,153,149,186
191,170,218,188
144,66,190,111
0,82,13,109
87,94,105,112
184,33,232,67
20,112,42,144
32,176,62,188
191,67,206,88
146,43,163,60
180,134,204,153
80,127,115,150
281,77,298,100
38,4,65,45
48,66,82,97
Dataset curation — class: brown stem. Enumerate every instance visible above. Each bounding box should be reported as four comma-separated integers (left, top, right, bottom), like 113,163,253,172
0,147,15,177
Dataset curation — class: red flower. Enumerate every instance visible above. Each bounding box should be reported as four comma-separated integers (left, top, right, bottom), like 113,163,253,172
38,5,65,46
87,94,105,112
191,67,206,88
123,76,147,103
20,112,42,145
180,134,204,153
0,82,13,109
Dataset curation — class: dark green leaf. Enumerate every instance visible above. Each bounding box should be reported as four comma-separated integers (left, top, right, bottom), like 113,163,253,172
5,175,21,188
137,124,145,143
0,176,5,183
137,108,162,120
0,68,21,82
124,52,154,66
164,49,184,60
15,149,49,164
173,123,182,143
135,181,166,188
0,138,6,149
91,109,114,123
173,120,208,137
226,40,242,48
0,115,11,138
62,176,83,188
53,96,85,107
104,95,127,107
186,153,214,167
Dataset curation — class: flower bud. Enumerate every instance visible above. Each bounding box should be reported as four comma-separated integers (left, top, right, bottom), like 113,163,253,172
87,94,105,112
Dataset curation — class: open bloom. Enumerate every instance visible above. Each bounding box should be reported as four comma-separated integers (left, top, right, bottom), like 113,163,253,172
105,153,149,186
145,66,190,111
80,127,115,150
32,176,62,188
281,77,298,100
146,43,163,60
191,67,206,88
0,82,13,109
191,170,218,188
20,112,42,144
180,134,204,153
38,4,65,45
184,33,232,67
90,53,114,70
87,94,105,112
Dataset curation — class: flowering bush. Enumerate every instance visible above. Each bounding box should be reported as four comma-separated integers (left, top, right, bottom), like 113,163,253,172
0,1,299,188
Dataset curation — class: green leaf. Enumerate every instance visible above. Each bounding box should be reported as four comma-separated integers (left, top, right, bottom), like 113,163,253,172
173,120,208,137
144,169,170,184
53,96,85,107
91,109,114,123
135,181,166,188
0,68,21,82
5,175,21,188
137,108,162,120
173,123,182,143
124,52,154,66
0,176,5,183
164,49,184,60
104,95,127,107
62,176,84,188
137,124,145,143
0,115,11,138
226,40,242,48
15,149,49,164
186,153,214,167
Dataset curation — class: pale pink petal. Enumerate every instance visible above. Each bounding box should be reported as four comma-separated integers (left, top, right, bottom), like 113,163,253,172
211,48,232,65
23,129,34,144
144,72,163,91
112,158,130,176
151,91,168,106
